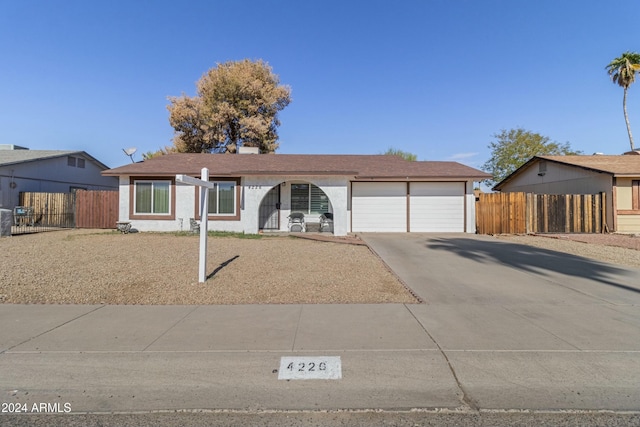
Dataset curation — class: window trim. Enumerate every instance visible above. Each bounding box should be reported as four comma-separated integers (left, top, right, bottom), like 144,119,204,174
194,177,241,221
129,177,176,220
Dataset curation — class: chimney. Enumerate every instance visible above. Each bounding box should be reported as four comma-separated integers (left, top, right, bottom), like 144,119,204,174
238,146,260,154
0,144,28,150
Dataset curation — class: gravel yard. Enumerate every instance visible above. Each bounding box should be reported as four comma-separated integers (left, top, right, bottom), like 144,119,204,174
496,233,640,268
0,230,418,305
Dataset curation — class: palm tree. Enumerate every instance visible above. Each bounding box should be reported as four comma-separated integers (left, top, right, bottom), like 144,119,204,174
606,52,640,151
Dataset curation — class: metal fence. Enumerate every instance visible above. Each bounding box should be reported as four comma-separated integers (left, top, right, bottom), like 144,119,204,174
11,212,74,235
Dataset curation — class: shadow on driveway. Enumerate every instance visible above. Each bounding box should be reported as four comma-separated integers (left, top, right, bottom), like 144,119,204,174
426,237,640,295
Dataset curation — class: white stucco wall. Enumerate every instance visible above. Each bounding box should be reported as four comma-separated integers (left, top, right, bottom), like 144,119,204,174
243,175,349,236
465,181,477,233
119,175,350,236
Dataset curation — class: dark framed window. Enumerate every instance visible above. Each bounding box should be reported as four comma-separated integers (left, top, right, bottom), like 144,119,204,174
290,183,329,214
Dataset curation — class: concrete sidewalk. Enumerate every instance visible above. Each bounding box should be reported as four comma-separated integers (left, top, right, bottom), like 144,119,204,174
1,233,640,421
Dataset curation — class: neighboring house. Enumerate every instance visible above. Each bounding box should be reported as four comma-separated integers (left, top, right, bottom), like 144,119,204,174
493,154,640,233
0,145,118,209
102,153,490,236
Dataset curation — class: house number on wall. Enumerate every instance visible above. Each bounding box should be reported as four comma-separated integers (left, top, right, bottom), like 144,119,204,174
248,185,262,189
277,356,342,380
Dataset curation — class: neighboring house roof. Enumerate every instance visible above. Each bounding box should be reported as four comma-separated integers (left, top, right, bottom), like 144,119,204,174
494,155,640,191
103,153,491,180
0,149,111,170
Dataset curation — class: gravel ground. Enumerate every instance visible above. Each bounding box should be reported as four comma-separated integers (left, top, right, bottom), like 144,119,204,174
496,233,640,268
0,230,418,305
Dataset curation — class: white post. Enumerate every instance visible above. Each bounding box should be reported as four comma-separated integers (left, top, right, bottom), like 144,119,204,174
199,168,209,283
175,169,214,284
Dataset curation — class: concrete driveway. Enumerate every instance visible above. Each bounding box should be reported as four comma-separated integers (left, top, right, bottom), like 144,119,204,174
362,233,640,409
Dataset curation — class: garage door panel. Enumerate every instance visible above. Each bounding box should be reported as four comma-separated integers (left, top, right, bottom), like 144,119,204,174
352,183,406,232
410,183,464,232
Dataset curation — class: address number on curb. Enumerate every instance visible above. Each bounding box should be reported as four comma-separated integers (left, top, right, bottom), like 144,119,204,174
278,356,342,380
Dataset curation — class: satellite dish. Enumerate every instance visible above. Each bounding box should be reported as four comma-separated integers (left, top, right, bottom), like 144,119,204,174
122,147,137,163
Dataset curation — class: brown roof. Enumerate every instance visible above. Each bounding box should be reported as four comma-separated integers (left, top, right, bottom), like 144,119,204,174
538,155,640,175
103,153,490,180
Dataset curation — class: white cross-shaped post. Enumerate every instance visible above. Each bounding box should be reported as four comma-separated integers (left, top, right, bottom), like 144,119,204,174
176,168,213,283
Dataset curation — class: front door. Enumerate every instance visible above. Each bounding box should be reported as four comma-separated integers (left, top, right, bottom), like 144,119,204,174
259,185,280,230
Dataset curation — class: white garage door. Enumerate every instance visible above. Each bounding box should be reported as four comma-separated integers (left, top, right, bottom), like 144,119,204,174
352,182,406,232
409,182,465,232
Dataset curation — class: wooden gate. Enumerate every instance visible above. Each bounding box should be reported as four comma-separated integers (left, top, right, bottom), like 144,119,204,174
75,190,119,229
476,192,605,234
475,192,527,234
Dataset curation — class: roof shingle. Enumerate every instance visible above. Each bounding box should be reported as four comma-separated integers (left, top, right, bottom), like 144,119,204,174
103,153,490,180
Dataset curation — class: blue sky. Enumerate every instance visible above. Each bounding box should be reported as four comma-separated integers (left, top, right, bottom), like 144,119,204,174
1,0,639,169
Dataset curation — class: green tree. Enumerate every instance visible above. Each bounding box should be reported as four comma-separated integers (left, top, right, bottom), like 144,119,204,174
167,59,292,154
142,148,171,160
381,147,417,161
606,52,640,151
482,128,581,185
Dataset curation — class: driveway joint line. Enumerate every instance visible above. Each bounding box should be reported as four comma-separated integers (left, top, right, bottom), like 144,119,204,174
0,305,105,354
6,349,640,355
291,304,304,351
501,305,582,351
403,304,478,412
3,348,444,355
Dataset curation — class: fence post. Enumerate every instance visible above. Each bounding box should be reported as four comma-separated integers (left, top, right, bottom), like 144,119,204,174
600,191,609,233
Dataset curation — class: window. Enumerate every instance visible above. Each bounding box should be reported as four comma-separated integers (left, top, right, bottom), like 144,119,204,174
67,156,76,167
290,184,329,214
134,180,170,214
291,184,310,212
633,180,640,210
206,182,236,215
538,160,547,173
77,158,85,168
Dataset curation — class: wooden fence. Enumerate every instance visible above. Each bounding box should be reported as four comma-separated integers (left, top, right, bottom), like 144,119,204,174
18,190,119,229
75,190,119,228
19,192,75,227
476,192,606,234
